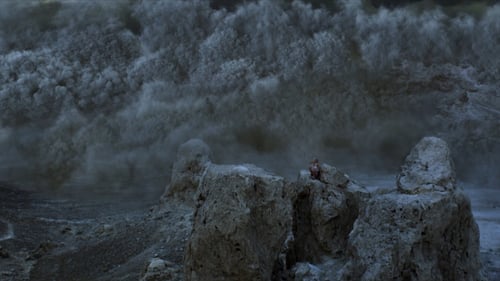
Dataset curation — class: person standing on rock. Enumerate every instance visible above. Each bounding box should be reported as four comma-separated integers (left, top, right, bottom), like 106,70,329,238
309,159,321,180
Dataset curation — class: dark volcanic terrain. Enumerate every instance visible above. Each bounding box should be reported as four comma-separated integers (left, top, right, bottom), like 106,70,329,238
0,184,190,281
0,177,499,281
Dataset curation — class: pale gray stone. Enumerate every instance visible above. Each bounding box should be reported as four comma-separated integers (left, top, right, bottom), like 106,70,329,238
319,164,350,188
140,258,182,281
293,262,322,281
184,164,292,281
340,190,483,281
397,136,455,193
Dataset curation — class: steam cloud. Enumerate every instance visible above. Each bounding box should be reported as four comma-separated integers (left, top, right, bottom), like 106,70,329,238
0,0,499,193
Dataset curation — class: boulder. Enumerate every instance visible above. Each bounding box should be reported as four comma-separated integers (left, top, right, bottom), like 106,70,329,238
309,183,357,258
163,139,211,206
140,258,182,281
339,137,484,281
319,164,371,210
290,166,368,263
292,262,322,281
319,163,350,188
178,138,484,281
340,191,483,281
184,164,293,281
290,258,346,281
397,136,455,194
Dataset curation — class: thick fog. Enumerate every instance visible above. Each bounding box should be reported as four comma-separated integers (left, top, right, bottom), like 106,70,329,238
0,0,499,194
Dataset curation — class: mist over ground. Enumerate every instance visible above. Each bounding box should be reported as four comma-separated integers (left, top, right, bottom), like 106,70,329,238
0,0,499,195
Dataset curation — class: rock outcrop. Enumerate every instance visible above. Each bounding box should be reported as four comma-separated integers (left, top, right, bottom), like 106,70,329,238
289,166,367,264
162,137,485,281
163,139,211,206
184,164,293,281
340,136,483,281
140,258,182,281
0,137,492,281
292,262,322,281
397,136,455,193
340,191,482,281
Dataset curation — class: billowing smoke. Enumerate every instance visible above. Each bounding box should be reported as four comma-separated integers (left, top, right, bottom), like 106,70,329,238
0,0,499,194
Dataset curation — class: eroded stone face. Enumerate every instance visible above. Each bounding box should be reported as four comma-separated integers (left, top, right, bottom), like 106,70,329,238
397,136,455,193
340,191,482,281
173,138,484,281
290,176,361,263
184,164,292,281
336,137,484,281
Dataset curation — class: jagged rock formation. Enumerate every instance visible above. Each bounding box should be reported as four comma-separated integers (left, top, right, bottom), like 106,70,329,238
163,137,485,281
339,137,483,281
288,166,368,265
340,190,482,281
0,137,494,281
184,164,293,281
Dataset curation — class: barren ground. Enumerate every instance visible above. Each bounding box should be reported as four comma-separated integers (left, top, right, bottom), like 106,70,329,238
0,177,498,281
